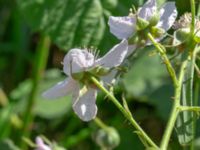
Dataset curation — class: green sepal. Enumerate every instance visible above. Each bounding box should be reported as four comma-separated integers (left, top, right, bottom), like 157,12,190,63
71,72,84,81
150,27,165,38
136,17,149,31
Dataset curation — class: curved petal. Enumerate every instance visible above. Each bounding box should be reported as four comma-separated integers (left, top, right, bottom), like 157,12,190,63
63,48,95,75
108,16,136,39
35,137,51,150
126,44,137,57
42,77,78,99
73,89,97,122
138,0,157,21
95,39,128,68
156,2,177,31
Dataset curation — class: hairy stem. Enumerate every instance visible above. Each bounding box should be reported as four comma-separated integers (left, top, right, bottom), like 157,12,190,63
160,60,188,150
147,33,178,87
179,106,200,112
90,77,158,149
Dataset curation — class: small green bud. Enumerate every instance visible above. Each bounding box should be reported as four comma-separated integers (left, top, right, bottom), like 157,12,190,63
149,13,160,26
94,128,120,149
71,72,84,81
91,66,110,76
150,27,165,38
194,30,200,43
173,28,190,45
137,17,149,31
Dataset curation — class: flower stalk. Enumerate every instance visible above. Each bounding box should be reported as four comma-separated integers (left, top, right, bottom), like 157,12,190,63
90,76,159,149
147,33,178,87
160,60,188,150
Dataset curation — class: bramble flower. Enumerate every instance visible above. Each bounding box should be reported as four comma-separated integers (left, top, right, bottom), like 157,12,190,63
108,0,177,43
42,40,128,121
35,137,51,150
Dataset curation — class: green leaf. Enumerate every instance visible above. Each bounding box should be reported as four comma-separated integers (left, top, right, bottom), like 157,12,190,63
17,0,107,50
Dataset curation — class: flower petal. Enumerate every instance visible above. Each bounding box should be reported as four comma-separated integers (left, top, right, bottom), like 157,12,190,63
138,0,157,21
156,2,177,31
63,48,95,75
35,137,51,150
95,39,128,68
42,78,78,99
126,44,137,57
73,89,97,121
108,16,136,39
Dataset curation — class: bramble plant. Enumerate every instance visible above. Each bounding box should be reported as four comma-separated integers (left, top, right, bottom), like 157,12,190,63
1,0,200,150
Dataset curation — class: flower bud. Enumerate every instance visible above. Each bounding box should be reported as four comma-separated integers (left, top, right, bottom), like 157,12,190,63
194,30,200,43
149,13,160,27
150,26,165,38
71,72,84,81
94,127,120,149
173,28,190,45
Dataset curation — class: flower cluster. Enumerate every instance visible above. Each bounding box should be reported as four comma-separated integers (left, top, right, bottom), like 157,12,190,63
42,0,177,122
108,0,177,47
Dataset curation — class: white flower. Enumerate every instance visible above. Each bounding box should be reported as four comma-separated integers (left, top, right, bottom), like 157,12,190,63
42,40,128,121
35,137,51,150
108,0,177,40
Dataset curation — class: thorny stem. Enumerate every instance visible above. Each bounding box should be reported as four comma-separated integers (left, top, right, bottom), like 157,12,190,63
147,33,178,87
90,76,159,149
147,33,195,149
160,60,188,150
179,106,200,112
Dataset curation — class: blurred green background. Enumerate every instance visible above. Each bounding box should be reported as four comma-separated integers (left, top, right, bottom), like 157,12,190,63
0,0,200,149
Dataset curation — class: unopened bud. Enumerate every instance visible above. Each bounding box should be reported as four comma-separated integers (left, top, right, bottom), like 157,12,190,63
149,13,160,26
94,127,120,149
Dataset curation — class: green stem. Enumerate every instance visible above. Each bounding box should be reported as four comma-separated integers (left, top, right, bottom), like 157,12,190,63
20,35,51,148
90,77,158,149
160,60,188,150
190,0,195,35
147,33,178,87
179,106,200,112
94,118,109,131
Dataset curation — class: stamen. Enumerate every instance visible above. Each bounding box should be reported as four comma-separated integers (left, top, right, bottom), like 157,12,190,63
173,12,200,30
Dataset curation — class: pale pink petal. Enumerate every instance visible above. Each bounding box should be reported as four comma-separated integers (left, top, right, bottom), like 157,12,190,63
63,49,95,75
95,39,128,68
156,2,177,31
35,137,51,150
108,16,136,39
73,89,97,122
42,78,78,99
138,0,157,21
126,44,137,57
